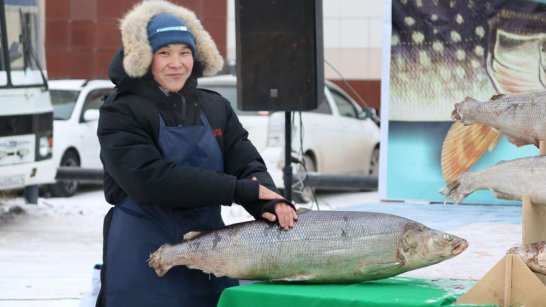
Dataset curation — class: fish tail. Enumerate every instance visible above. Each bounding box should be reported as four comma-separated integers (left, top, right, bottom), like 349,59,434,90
451,103,462,121
148,244,175,277
452,97,479,122
439,180,466,203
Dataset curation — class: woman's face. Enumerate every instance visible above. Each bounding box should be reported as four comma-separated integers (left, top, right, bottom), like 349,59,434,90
151,44,194,92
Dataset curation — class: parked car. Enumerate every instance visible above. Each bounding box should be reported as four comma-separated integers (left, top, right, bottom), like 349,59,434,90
47,76,380,199
48,79,114,196
198,74,380,200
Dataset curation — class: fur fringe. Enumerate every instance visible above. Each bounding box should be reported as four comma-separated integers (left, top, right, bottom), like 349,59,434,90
120,0,223,77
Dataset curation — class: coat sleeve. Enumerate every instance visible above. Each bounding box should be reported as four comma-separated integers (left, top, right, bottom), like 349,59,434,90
98,96,238,208
218,98,285,218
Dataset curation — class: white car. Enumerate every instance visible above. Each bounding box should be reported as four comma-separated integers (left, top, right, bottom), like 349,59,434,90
48,79,114,196
47,76,380,199
198,75,380,200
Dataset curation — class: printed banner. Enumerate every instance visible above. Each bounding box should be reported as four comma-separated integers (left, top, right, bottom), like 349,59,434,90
380,0,546,204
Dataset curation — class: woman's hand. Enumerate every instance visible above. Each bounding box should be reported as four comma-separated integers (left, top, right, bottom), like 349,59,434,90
253,178,298,230
261,201,298,230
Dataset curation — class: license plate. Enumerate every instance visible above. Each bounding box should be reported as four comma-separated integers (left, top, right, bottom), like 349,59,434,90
0,175,25,190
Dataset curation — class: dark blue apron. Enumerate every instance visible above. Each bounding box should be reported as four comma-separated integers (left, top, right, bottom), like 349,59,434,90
104,111,238,307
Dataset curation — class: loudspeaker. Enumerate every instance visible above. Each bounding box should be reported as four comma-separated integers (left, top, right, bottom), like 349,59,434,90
235,0,324,111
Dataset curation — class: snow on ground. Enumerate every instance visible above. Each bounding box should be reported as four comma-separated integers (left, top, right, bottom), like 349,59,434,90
0,186,523,306
0,186,109,307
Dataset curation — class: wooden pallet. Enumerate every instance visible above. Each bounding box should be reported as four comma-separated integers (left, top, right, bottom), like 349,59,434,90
456,255,546,306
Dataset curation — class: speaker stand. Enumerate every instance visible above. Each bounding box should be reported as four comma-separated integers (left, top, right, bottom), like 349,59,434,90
282,111,293,202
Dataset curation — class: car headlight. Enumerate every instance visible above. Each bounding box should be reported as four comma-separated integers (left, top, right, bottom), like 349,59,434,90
38,135,51,157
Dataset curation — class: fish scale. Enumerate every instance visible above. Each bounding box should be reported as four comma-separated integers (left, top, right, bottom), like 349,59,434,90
148,210,467,283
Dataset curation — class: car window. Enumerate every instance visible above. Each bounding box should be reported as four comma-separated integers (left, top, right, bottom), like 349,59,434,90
198,85,261,115
330,88,358,118
51,89,80,120
308,91,332,115
80,88,114,122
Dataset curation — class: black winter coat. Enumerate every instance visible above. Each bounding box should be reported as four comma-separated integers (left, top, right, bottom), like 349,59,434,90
98,49,279,218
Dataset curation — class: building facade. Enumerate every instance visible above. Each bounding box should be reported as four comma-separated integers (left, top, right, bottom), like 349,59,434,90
46,0,382,110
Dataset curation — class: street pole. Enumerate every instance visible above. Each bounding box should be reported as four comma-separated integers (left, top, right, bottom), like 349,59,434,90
282,111,292,201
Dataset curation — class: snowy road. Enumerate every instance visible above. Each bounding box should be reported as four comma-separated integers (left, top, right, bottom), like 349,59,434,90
0,187,522,306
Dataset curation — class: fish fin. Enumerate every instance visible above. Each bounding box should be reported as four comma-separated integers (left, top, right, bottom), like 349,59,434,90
183,231,205,241
359,261,404,276
505,134,529,147
490,94,506,100
489,188,518,201
271,274,315,282
441,122,498,183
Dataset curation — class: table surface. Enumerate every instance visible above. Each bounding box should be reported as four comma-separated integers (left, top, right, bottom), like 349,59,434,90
218,277,490,307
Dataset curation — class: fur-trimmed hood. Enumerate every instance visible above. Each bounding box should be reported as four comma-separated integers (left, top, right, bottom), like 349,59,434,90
120,0,223,77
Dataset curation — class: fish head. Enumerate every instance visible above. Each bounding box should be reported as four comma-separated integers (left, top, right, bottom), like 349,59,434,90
399,222,468,270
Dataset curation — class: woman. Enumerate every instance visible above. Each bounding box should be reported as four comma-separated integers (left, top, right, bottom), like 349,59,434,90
96,1,298,306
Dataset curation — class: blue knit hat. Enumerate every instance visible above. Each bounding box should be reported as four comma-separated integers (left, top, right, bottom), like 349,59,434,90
146,13,197,56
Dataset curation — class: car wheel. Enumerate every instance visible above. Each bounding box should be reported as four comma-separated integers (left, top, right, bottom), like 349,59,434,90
369,147,380,176
293,154,316,203
49,150,80,197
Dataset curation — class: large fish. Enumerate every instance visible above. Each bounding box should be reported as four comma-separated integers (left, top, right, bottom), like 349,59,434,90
148,210,467,283
440,155,546,204
452,91,546,147
507,241,546,275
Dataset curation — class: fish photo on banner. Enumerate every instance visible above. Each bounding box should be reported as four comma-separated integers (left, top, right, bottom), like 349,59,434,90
380,0,546,204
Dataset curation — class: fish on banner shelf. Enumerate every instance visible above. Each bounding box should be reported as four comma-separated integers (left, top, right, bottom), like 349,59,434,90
148,209,468,283
0,0,55,197
451,92,546,148
441,155,546,204
441,89,546,204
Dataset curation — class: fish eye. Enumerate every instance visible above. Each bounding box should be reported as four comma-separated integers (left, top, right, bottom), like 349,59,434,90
443,234,453,241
